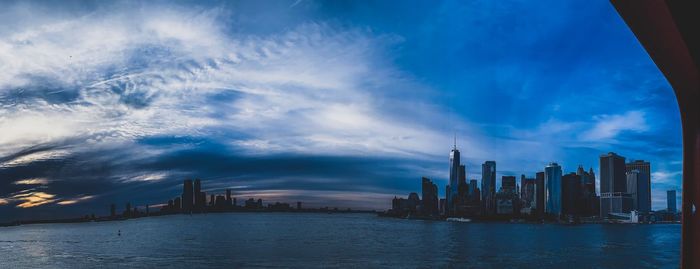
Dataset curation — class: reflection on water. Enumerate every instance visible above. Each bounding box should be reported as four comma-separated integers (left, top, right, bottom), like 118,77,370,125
0,213,680,268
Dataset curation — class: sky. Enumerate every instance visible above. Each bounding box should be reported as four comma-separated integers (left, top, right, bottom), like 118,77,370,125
0,0,683,221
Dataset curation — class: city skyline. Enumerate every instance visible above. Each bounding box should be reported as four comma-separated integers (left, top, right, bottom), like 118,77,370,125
388,144,676,223
0,0,683,222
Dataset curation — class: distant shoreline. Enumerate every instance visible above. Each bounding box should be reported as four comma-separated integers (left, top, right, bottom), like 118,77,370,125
1,210,681,228
0,208,377,228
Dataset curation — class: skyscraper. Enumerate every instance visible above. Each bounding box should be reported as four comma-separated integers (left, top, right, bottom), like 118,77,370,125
198,191,207,211
520,175,536,209
626,160,651,213
481,161,496,215
447,144,461,214
561,172,582,217
667,190,677,213
626,160,651,176
174,197,181,210
421,177,439,216
182,179,194,212
194,179,204,210
496,175,518,215
469,179,478,202
626,170,640,211
458,164,467,198
545,162,562,216
226,189,232,206
501,176,516,194
535,172,545,217
600,152,632,218
600,152,627,193
445,185,451,214
577,165,596,196
576,165,598,216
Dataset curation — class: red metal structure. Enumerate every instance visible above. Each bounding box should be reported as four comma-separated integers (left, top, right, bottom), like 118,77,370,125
610,1,699,268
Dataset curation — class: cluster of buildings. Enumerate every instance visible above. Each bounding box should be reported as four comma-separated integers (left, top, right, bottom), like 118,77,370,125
160,179,300,213
389,144,681,223
107,179,374,221
108,179,304,219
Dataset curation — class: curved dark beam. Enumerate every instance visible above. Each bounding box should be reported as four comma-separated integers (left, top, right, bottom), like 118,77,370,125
610,1,700,268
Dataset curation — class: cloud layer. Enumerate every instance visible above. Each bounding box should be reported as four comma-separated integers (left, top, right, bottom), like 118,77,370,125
0,0,683,221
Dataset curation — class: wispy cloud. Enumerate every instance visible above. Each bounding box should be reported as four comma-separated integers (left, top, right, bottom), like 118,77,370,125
581,110,649,142
0,150,70,168
57,195,95,206
13,178,50,185
652,170,682,184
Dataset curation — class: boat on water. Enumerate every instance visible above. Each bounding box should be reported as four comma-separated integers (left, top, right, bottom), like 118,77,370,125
446,217,471,223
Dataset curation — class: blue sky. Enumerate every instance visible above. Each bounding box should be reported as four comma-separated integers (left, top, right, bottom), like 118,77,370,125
0,0,682,221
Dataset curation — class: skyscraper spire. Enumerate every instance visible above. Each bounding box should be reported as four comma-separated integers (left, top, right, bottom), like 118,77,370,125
453,132,457,150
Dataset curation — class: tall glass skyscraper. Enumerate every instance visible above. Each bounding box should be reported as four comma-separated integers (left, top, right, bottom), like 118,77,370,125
626,160,651,213
545,162,562,216
447,145,461,214
481,161,496,215
626,170,651,213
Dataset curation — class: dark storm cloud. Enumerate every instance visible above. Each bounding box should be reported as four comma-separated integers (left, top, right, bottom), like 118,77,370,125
0,136,434,221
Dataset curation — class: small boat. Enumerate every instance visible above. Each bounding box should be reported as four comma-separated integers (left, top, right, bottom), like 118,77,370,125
446,217,471,223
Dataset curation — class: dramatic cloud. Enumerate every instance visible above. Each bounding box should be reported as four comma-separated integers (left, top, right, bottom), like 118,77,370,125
13,192,57,208
0,0,683,220
57,195,95,206
13,178,50,185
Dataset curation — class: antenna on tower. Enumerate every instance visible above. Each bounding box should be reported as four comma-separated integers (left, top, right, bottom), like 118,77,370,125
453,132,457,150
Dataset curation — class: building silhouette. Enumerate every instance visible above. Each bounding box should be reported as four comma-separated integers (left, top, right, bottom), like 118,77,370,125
501,176,516,194
520,175,536,210
194,179,205,211
182,179,194,212
626,160,651,213
468,179,478,201
668,190,677,213
466,178,481,211
421,177,439,216
535,171,545,217
561,172,582,217
601,152,627,193
600,152,632,218
545,162,562,217
447,143,461,215
457,165,468,207
174,197,181,210
496,176,518,215
577,165,599,216
481,161,497,215
226,189,233,206
626,170,650,213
